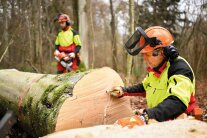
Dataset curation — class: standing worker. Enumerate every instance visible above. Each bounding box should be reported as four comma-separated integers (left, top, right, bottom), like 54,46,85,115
108,26,195,125
54,13,82,74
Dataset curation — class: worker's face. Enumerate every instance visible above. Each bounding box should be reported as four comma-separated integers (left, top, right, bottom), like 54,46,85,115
142,49,165,68
59,22,67,29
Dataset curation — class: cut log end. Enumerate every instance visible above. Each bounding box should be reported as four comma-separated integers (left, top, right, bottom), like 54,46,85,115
55,67,133,131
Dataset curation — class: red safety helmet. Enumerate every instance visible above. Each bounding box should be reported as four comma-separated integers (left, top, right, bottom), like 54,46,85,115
58,14,70,23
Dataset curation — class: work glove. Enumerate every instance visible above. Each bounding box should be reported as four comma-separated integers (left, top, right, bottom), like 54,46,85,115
164,45,179,61
114,114,148,128
106,86,124,98
68,52,75,58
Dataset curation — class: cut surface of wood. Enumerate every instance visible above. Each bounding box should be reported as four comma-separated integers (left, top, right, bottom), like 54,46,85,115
55,67,133,131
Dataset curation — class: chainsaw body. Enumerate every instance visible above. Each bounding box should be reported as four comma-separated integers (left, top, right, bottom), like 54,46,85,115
54,50,74,72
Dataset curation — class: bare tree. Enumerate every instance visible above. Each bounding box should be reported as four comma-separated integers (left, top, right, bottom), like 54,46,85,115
109,0,117,71
31,0,42,67
78,0,89,69
126,0,135,83
88,0,95,68
2,0,9,59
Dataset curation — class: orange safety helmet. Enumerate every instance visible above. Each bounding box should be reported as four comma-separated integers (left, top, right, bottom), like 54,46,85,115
124,26,174,56
140,26,174,53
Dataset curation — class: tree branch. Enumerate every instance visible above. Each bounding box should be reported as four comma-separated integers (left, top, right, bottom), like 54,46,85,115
26,59,40,73
0,40,14,63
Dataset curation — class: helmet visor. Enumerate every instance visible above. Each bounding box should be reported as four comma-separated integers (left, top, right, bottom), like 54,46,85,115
124,26,160,56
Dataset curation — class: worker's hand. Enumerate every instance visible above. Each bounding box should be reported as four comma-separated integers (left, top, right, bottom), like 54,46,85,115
106,86,123,98
114,115,146,128
58,52,66,59
54,50,60,56
54,50,66,60
68,52,75,58
133,108,145,115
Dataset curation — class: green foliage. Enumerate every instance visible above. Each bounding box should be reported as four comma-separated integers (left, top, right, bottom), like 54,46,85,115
135,0,184,40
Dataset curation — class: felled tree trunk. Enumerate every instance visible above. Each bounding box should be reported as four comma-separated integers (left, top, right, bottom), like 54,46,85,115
0,67,133,137
43,119,207,138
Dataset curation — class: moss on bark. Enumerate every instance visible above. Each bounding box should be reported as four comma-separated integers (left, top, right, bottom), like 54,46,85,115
0,69,90,137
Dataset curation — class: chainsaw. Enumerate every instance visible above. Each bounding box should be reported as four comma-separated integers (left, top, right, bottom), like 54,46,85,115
54,50,74,72
114,115,145,128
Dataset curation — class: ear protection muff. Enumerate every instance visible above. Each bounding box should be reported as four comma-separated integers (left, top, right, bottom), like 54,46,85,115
66,21,70,26
163,45,179,60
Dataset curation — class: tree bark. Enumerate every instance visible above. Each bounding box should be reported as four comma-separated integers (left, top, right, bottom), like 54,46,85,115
78,0,89,69
1,0,9,60
31,0,42,66
126,0,135,83
72,0,79,32
0,67,132,137
87,0,95,68
109,0,118,71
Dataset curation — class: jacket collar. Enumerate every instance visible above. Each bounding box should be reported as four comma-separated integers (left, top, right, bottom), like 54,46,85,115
147,59,167,78
63,26,70,31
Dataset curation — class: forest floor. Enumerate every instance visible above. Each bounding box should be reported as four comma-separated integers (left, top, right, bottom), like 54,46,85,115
3,80,207,138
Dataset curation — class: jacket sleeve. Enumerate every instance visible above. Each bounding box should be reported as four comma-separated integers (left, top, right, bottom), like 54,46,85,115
71,30,82,54
55,33,60,46
55,45,60,50
145,95,186,122
122,83,146,97
75,46,81,54
72,30,82,47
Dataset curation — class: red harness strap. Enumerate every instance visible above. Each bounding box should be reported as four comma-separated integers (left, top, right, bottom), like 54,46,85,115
59,43,76,53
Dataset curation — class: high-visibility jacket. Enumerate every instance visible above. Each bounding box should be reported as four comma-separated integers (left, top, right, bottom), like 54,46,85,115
123,56,195,121
55,27,81,52
143,56,195,108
